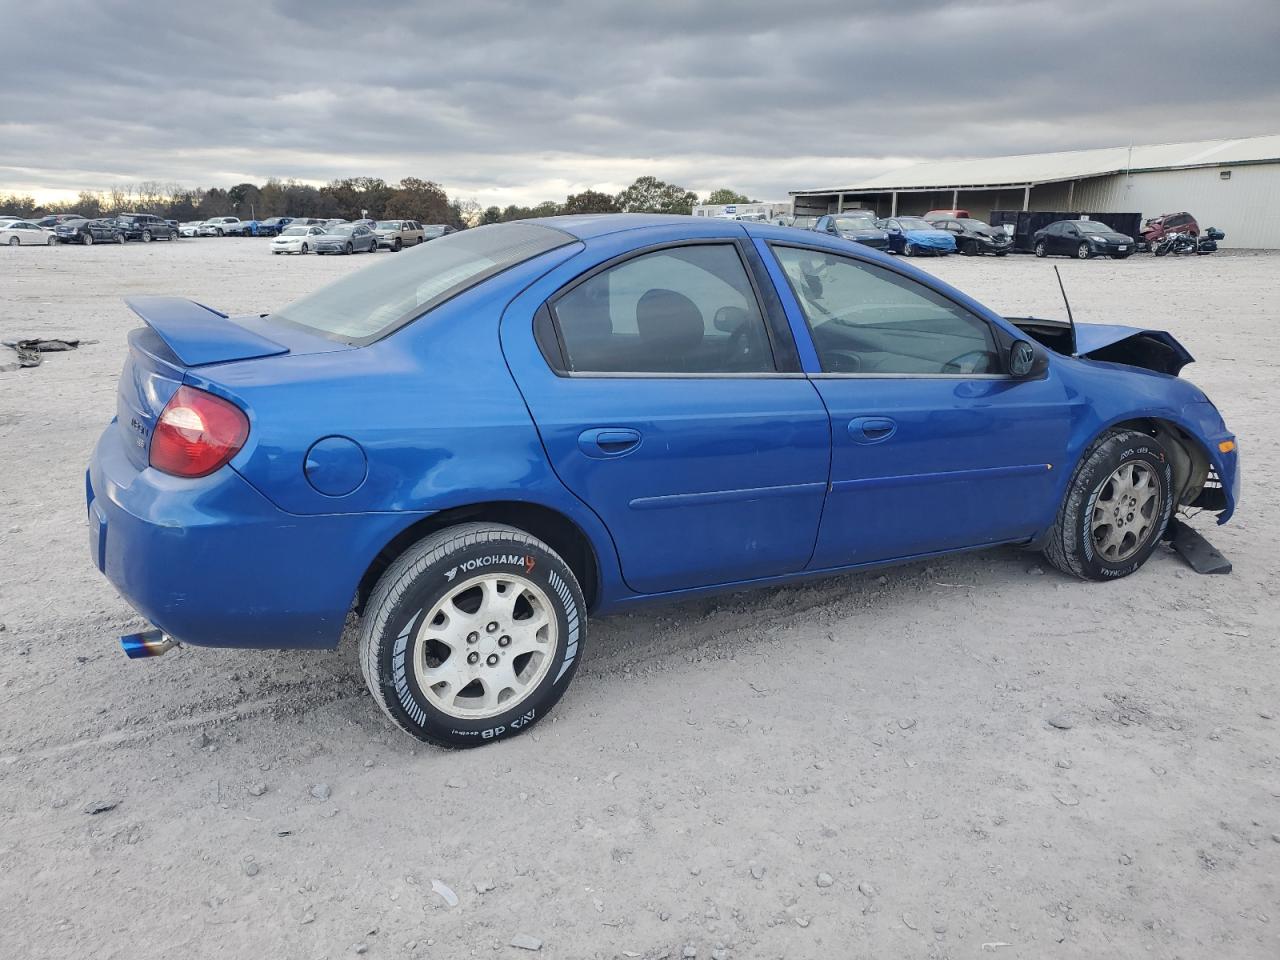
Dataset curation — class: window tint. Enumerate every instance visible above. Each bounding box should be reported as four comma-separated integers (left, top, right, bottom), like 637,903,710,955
549,244,775,374
772,246,1000,376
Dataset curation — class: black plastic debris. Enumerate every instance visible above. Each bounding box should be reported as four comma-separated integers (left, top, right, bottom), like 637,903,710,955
2,338,94,370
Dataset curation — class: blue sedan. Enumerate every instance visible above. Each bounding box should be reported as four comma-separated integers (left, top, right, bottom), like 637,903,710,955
88,214,1239,747
880,215,957,256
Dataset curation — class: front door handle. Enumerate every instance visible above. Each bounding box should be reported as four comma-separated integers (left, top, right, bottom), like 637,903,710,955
578,427,642,458
848,417,896,444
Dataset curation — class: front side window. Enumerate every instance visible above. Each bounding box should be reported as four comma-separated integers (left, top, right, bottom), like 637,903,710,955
549,244,775,374
772,246,1000,376
272,221,574,343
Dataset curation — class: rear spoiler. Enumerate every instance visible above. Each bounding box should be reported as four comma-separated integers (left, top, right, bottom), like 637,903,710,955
124,296,288,366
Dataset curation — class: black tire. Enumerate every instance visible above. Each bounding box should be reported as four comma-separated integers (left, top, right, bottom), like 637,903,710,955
904,242,915,257
83,232,94,246
115,233,124,244
1076,242,1091,260
1034,240,1046,257
1043,429,1173,581
6,236,17,246
359,522,587,747
301,243,309,254
215,228,224,237
393,238,402,252
344,242,353,255
1112,253,1130,260
995,251,1008,257
141,230,152,242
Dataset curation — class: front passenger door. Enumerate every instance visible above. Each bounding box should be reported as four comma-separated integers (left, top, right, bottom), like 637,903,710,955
768,243,1072,567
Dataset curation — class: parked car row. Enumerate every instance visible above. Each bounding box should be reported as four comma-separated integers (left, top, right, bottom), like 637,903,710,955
775,207,1223,262
270,219,455,255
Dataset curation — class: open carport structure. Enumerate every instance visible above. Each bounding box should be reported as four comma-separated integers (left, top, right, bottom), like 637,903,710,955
790,134,1280,248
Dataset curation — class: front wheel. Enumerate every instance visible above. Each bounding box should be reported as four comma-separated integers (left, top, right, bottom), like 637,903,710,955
1076,242,1091,260
301,243,309,254
7,236,18,246
215,228,224,237
344,242,353,255
1043,429,1172,581
1034,240,1047,257
393,238,402,252
904,242,916,257
359,522,587,747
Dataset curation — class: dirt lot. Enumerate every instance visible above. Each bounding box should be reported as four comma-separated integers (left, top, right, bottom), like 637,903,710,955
1,237,1276,960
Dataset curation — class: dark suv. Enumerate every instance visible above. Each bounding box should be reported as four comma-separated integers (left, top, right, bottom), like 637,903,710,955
115,213,176,242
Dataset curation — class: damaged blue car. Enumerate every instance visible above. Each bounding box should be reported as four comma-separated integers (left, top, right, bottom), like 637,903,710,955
87,214,1239,746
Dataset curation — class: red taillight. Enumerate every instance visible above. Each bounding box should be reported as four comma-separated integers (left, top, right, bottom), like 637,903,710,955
149,385,249,478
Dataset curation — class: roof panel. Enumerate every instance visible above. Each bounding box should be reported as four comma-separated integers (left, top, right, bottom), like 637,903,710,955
793,134,1280,195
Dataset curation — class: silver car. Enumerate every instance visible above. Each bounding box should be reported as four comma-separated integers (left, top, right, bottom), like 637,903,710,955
372,219,425,251
313,223,377,255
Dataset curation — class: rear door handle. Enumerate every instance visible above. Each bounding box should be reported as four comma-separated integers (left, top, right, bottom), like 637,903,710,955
848,417,896,443
578,427,642,458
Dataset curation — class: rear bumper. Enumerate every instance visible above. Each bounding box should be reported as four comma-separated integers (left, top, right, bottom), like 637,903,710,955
87,423,422,650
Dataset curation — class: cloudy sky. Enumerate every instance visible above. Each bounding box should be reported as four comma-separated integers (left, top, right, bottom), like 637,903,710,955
3,0,1278,206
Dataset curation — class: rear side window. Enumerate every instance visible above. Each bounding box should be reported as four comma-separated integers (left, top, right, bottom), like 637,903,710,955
772,245,999,376
546,244,775,374
271,222,574,344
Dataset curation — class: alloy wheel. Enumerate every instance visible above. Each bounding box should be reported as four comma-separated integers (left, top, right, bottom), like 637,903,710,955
411,573,558,720
1090,460,1161,563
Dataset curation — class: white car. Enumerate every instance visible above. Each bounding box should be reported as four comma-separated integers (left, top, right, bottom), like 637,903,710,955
270,224,325,255
179,221,204,237
2,220,56,246
198,217,243,237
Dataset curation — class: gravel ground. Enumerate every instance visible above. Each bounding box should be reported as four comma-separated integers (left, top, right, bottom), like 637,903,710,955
1,236,1277,960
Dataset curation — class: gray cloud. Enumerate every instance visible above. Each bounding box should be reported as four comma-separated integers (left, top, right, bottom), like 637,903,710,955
2,0,1278,204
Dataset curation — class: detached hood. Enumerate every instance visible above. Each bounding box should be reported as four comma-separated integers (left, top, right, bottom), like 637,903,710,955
1009,317,1195,376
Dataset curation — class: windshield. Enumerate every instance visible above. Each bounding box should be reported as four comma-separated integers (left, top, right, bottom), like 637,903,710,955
281,227,309,236
327,224,355,235
897,217,935,230
833,217,877,232
1075,221,1112,234
271,222,575,344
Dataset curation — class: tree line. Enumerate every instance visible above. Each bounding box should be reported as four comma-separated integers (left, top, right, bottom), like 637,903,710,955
0,177,754,226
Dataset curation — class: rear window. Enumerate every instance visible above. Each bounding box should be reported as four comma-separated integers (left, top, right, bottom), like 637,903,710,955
270,222,575,344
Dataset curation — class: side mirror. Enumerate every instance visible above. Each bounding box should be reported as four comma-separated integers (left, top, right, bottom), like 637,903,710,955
1009,339,1039,377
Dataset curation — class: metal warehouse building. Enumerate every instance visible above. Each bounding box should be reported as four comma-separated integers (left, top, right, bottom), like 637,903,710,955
791,134,1280,248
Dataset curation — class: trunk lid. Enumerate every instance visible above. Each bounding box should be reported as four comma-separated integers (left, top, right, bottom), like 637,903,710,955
115,297,349,470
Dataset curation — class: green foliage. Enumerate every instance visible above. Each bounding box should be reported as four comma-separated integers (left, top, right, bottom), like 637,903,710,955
615,176,699,215
706,188,752,205
480,206,503,225
562,190,620,214
384,178,452,224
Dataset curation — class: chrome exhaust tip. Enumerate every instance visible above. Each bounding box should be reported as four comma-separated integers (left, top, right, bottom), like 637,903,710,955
120,629,179,659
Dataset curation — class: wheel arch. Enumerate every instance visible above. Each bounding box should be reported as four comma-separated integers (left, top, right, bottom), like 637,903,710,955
1090,416,1213,509
355,500,602,615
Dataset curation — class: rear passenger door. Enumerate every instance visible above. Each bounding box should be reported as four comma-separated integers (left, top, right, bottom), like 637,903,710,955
510,239,831,595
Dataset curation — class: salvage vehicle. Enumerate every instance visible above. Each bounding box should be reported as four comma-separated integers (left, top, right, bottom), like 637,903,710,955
923,208,971,220
812,213,890,251
88,214,1240,747
1141,211,1199,248
270,224,326,254
1034,220,1133,259
313,222,377,255
879,216,956,256
34,213,84,228
374,219,426,251
927,217,1012,256
116,213,177,242
1,220,57,245
178,221,203,237
55,217,124,245
198,217,244,237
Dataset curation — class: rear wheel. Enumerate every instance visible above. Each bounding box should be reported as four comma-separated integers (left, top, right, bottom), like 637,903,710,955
359,522,586,747
301,243,309,254
344,242,353,255
1076,242,1091,259
1043,429,1172,581
141,230,152,242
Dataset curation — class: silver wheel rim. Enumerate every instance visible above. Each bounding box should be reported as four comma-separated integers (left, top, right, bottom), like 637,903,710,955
1091,460,1161,563
411,572,558,720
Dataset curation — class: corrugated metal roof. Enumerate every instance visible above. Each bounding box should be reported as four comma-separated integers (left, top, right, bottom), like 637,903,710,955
793,134,1280,195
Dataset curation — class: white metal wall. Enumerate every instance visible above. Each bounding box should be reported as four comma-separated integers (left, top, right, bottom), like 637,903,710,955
1066,164,1280,248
